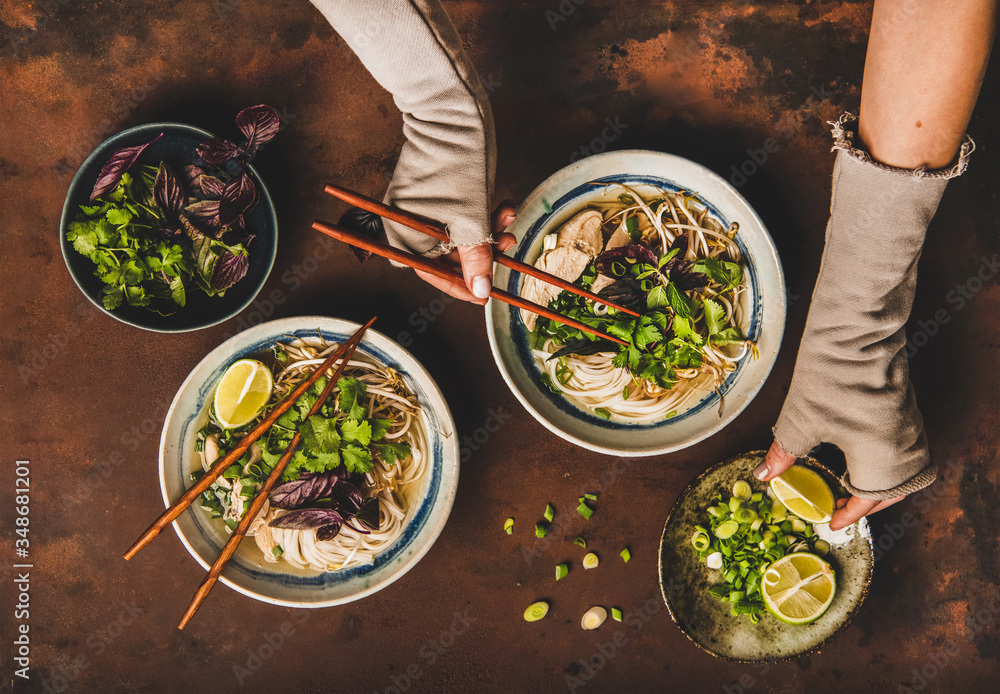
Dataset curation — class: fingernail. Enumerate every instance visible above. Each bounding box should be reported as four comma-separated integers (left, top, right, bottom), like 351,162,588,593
472,276,492,299
753,463,769,480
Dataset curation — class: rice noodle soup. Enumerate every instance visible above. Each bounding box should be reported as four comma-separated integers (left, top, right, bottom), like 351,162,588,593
521,182,755,423
190,335,429,572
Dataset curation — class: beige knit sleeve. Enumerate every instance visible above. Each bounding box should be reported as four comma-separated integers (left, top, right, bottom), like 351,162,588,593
310,0,496,256
774,113,974,500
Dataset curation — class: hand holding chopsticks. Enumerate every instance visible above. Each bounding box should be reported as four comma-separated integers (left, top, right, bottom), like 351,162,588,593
323,184,640,319
312,220,628,347
177,322,372,629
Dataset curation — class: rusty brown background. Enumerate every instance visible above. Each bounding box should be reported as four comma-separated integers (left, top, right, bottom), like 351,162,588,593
1,1,998,692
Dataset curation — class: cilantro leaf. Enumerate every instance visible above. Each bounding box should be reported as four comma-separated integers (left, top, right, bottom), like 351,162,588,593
632,320,662,350
299,415,341,454
341,444,374,474
712,326,744,346
373,441,411,466
703,298,726,336
692,257,743,289
337,378,368,420
369,419,392,442
340,419,372,447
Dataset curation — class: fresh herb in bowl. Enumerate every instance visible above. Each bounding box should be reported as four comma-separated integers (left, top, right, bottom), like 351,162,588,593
64,105,280,315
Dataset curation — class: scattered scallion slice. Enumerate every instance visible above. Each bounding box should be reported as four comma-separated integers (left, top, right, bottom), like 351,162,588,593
573,536,587,549
544,503,555,522
577,501,594,519
504,517,514,534
524,601,549,622
611,607,623,622
732,480,752,501
584,492,599,501
555,563,569,581
594,407,611,420
714,520,739,539
583,552,599,569
535,522,548,538
272,545,284,559
581,606,607,630
620,548,631,563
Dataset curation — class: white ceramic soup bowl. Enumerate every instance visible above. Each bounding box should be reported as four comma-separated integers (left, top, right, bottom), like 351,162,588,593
159,316,459,607
486,150,786,456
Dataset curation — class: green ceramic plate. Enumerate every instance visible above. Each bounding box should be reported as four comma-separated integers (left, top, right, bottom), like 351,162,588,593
658,451,874,662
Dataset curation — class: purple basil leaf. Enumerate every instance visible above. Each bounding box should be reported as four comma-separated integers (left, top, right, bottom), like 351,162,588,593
218,172,257,227
316,524,342,541
548,338,618,360
199,174,226,199
663,233,708,291
211,249,249,292
354,497,380,531
269,469,344,509
196,137,240,165
153,162,184,220
338,207,385,263
182,164,205,190
269,508,346,530
343,519,371,535
594,244,658,278
90,133,164,200
597,278,647,311
332,479,364,513
178,212,206,242
235,104,281,154
184,200,223,234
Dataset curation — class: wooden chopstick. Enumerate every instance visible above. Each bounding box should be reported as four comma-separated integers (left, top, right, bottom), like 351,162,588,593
323,183,640,318
123,317,376,561
311,220,628,347
177,322,372,629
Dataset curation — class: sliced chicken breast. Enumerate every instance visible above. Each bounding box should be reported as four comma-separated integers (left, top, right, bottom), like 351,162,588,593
556,210,604,258
520,246,592,331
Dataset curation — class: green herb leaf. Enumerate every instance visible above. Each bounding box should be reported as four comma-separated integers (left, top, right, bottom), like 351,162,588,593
340,419,372,447
299,415,341,454
337,377,368,420
341,444,374,474
703,298,726,336
373,441,411,466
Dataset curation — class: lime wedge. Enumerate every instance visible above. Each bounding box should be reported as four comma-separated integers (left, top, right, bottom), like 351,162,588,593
769,465,835,524
761,553,836,625
213,359,273,429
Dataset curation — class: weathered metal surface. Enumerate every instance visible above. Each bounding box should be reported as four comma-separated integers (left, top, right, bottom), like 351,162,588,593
1,1,997,692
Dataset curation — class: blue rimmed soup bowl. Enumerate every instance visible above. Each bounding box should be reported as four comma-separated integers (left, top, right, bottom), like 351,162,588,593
158,316,458,607
486,150,786,456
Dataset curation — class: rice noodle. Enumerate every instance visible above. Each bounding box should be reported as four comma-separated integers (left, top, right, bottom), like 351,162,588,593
203,336,427,572
532,185,752,422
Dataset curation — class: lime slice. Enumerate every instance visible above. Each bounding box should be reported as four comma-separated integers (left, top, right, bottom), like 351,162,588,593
761,553,836,625
213,359,274,429
769,465,835,524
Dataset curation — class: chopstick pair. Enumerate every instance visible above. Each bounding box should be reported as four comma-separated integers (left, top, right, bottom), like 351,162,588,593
124,318,376,629
319,183,638,346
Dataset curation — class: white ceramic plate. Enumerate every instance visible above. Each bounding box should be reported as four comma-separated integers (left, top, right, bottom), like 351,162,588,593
159,316,459,607
486,150,786,456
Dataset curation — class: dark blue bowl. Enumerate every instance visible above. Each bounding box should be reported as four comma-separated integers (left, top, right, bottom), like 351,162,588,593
59,122,278,333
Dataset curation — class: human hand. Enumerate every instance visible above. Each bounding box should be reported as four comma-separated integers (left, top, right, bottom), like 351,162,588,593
754,440,906,531
413,201,518,305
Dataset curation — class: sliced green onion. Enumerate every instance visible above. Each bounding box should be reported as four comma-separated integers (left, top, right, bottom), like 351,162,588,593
584,492,599,501
750,518,764,532
272,545,284,559
594,407,611,420
814,539,830,556
583,552,599,569
573,536,587,549
714,520,739,540
732,480,752,501
620,548,631,563
790,518,807,533
751,491,763,503
611,607,623,622
577,501,594,519
555,563,569,581
504,517,514,534
544,503,555,522
524,601,549,622
728,497,743,512
733,507,757,524
535,522,548,538
692,531,711,551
